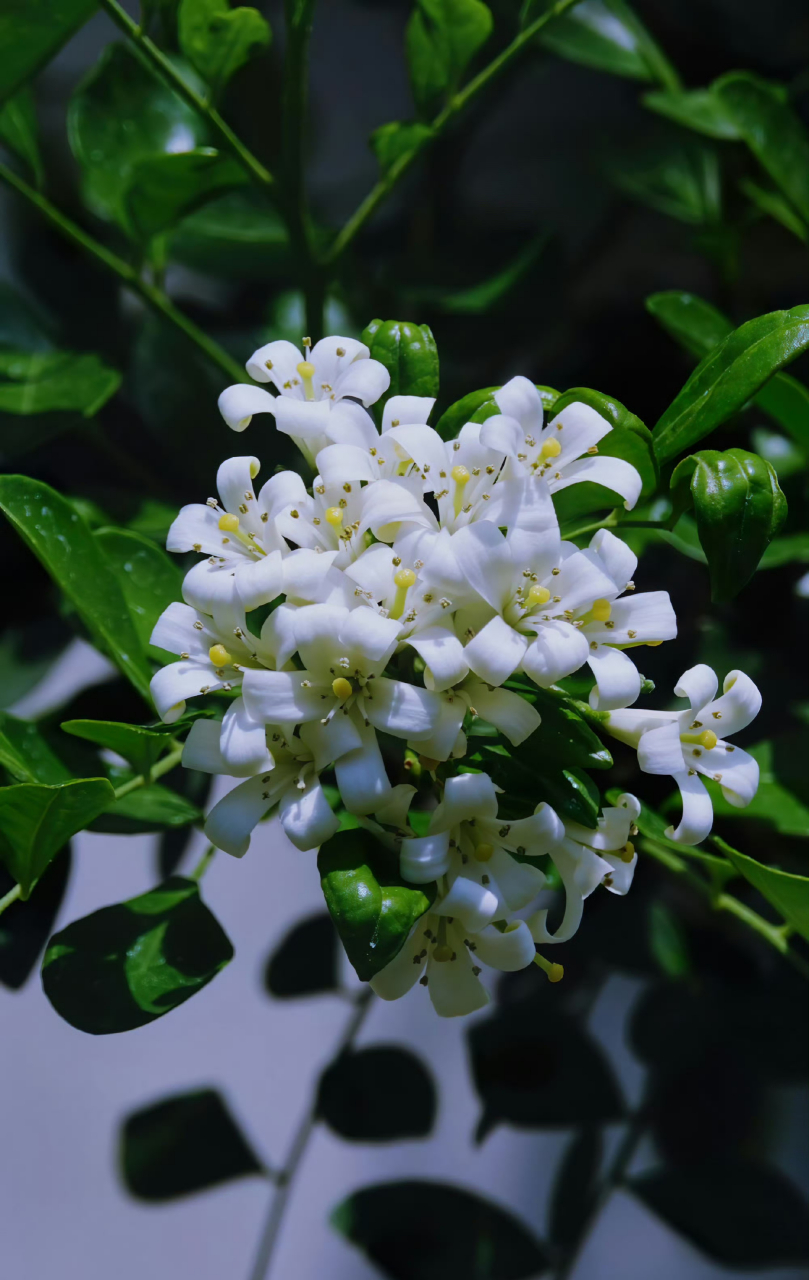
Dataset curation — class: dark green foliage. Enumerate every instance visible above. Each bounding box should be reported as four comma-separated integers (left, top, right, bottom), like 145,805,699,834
317,1045,437,1141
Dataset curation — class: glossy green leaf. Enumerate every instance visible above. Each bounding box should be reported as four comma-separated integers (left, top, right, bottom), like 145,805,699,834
740,177,808,242
670,448,786,600
61,718,177,778
169,190,289,279
318,828,434,982
646,291,809,450
0,712,71,784
94,527,183,663
123,148,247,241
715,839,809,941
654,305,809,463
527,0,677,87
630,1163,809,1268
370,121,433,175
317,1045,436,1142
360,319,439,423
0,847,71,990
434,383,560,441
611,143,721,226
549,1129,602,1250
469,1003,624,1138
0,476,153,701
406,0,493,117
643,87,740,139
68,43,207,231
0,89,43,183
0,0,95,105
552,386,657,524
713,72,809,224
439,235,548,314
0,350,121,417
178,0,270,96
480,743,601,827
121,1089,264,1199
332,1180,550,1279
42,875,233,1033
91,783,201,834
264,913,339,998
512,686,612,770
0,778,113,896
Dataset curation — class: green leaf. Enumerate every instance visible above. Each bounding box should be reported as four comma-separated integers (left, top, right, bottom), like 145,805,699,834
758,531,809,568
0,350,121,417
264,912,339,998
0,89,43,183
647,900,691,978
551,386,657,525
406,0,493,117
670,448,786,601
318,828,434,982
646,291,809,451
370,121,433,175
716,841,809,942
94,526,183,663
42,875,233,1033
0,847,71,990
642,87,740,139
690,742,809,839
549,1129,602,1250
0,712,71,784
740,176,808,243
514,687,612,770
0,0,96,106
123,148,248,241
61,718,177,778
360,319,440,423
121,1089,264,1199
611,142,721,226
653,304,809,463
481,743,601,827
332,1180,550,1279
178,0,270,97
630,1163,809,1268
317,1046,436,1142
439,235,548,315
433,383,560,441
91,783,201,834
0,778,113,896
68,43,208,232
169,190,289,280
527,0,676,87
0,476,153,701
713,72,809,225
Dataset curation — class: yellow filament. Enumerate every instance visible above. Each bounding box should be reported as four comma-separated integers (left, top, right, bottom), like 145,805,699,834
325,506,343,527
296,360,317,401
331,677,353,700
540,437,562,460
591,598,612,622
218,513,239,533
527,584,550,607
474,842,494,862
209,644,232,667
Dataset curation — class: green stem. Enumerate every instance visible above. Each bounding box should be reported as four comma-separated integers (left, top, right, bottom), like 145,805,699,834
0,162,246,385
325,0,585,264
97,0,274,192
0,882,22,919
247,989,374,1280
112,744,185,801
189,843,216,881
281,0,323,337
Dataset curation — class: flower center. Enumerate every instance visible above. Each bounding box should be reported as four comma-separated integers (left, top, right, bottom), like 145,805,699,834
208,644,232,668
217,512,265,556
296,360,317,401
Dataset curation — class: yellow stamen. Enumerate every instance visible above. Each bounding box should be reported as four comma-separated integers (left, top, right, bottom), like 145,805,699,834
534,952,564,982
208,644,232,667
474,842,494,862
390,566,417,620
218,513,240,533
296,360,317,401
527,584,551,608
331,677,353,700
591,598,612,622
540,437,562,460
325,506,343,527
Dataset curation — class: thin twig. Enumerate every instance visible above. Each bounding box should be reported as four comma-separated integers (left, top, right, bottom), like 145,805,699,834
0,162,247,386
0,883,22,919
97,0,274,192
325,0,585,264
247,988,374,1280
189,843,217,882
112,744,185,801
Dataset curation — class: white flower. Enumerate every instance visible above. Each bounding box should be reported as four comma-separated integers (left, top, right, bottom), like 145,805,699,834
527,793,640,944
183,718,340,856
259,468,371,569
605,665,761,845
407,673,542,763
451,523,676,706
241,603,447,755
217,336,390,466
478,376,643,510
369,911,537,1017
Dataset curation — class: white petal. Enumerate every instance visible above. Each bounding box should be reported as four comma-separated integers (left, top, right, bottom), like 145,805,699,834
587,644,641,711
316,442,376,486
495,477,560,548
545,401,611,465
220,697,273,774
589,528,638,588
488,847,546,910
451,523,515,612
674,664,718,712
529,838,611,944
553,548,617,615
245,339,302,387
434,875,499,932
667,770,714,845
552,456,642,509
375,783,417,828
166,504,224,557
430,773,500,833
282,548,341,605
585,591,677,646
260,602,297,669
501,802,566,854
332,356,390,406
369,928,425,1000
400,832,451,883
340,606,401,670
464,615,527,687
259,468,308,517
601,851,637,895
366,677,442,741
464,680,541,746
702,670,762,738
204,774,278,858
322,401,379,450
334,723,392,815
150,601,207,656
218,384,277,431
478,412,523,456
150,659,219,720
522,621,589,687
409,626,469,692
494,376,544,434
697,743,760,807
272,396,332,441
638,721,685,775
386,424,449,485
310,336,370,388
279,778,340,851
473,920,536,971
382,395,435,431
359,478,437,542
233,550,284,613
242,668,325,723
427,944,489,1017
298,712,363,771
216,455,261,518
604,706,676,748
181,558,241,614
407,690,466,763
181,718,226,774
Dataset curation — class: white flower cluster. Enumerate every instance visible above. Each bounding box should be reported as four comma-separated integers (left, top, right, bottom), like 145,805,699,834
149,335,762,1016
